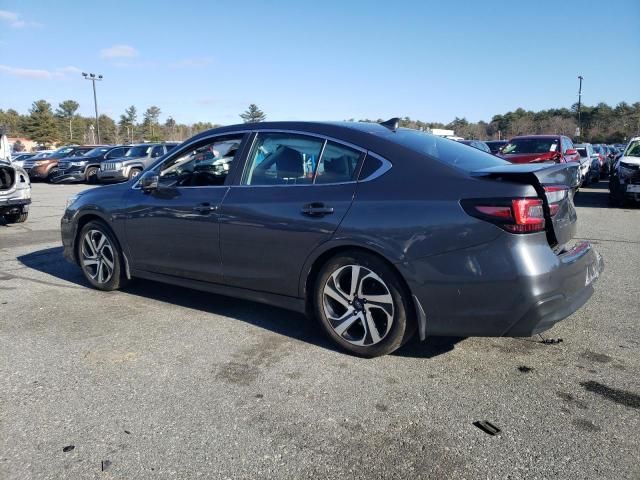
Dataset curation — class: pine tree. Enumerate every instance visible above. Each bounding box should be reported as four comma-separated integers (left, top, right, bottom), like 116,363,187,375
240,104,266,123
55,100,79,143
26,100,58,147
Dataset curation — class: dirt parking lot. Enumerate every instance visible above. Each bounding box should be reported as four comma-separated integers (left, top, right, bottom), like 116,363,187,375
1,181,639,479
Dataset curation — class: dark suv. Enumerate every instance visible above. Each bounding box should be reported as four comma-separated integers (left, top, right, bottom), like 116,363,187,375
97,143,179,183
53,145,130,184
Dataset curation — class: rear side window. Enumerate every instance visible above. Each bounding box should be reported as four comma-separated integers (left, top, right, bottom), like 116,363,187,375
388,129,508,172
314,141,363,184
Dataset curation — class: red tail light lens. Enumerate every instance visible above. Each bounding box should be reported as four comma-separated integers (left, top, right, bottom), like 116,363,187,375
463,198,545,233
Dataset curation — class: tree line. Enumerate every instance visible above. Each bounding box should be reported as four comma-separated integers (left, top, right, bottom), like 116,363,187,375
1,98,638,150
361,101,639,143
0,101,267,149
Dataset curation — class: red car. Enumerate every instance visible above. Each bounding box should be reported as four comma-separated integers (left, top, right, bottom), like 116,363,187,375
498,135,581,164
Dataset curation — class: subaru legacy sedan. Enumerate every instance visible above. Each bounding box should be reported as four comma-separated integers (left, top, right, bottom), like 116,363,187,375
61,120,603,357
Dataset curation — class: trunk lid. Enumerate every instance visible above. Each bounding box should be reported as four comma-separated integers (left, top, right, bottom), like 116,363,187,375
471,162,580,249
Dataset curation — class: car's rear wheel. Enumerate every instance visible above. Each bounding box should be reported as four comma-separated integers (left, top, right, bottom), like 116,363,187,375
314,251,415,357
77,221,128,291
85,166,99,183
128,168,142,180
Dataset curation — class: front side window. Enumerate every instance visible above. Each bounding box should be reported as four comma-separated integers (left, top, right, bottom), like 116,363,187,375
243,133,324,185
157,135,243,187
151,146,165,158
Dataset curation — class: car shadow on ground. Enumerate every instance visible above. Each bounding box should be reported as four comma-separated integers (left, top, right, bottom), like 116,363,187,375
17,246,459,359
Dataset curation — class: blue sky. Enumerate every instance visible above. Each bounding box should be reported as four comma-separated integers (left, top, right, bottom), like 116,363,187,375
1,0,638,125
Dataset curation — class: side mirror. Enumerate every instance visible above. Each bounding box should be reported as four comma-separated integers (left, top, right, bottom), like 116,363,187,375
139,173,159,192
565,149,577,156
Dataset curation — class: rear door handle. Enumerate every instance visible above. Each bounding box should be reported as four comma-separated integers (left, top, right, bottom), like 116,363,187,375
193,203,218,214
301,203,334,217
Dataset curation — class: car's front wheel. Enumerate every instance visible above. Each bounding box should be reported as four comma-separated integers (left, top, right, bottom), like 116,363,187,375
85,166,99,183
77,221,128,291
314,251,415,357
128,168,142,180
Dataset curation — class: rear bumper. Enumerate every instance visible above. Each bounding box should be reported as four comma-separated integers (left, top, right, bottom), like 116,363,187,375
400,234,604,338
0,198,31,215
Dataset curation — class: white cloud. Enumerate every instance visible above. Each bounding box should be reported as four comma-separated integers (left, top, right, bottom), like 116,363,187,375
170,56,213,68
0,64,83,79
100,44,138,59
0,10,41,28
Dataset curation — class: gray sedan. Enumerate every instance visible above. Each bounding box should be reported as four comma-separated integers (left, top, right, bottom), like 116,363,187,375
61,120,603,356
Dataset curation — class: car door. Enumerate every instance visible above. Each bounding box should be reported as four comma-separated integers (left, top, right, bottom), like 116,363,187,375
122,133,249,283
219,131,364,297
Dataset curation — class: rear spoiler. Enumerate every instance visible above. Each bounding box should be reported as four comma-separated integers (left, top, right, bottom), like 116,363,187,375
471,162,580,189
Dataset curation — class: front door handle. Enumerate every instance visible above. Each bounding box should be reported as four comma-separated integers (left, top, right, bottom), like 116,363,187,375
193,203,218,214
301,203,334,217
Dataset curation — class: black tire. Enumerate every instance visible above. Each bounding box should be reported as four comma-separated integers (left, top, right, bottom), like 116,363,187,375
4,211,28,223
128,168,142,180
85,166,99,184
77,220,129,291
313,250,416,357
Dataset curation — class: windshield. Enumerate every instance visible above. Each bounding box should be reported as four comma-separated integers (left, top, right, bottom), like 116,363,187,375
125,145,152,157
31,151,52,159
48,147,76,159
502,138,559,154
624,140,640,157
83,147,110,157
387,129,509,171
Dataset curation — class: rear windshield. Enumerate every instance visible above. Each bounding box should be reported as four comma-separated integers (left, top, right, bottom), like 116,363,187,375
387,129,508,171
502,138,559,154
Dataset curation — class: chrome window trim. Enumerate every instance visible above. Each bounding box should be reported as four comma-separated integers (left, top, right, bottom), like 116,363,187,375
132,128,393,190
238,129,391,188
360,152,392,182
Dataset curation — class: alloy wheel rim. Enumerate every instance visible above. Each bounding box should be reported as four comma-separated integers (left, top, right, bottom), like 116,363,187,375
81,229,115,284
322,264,394,346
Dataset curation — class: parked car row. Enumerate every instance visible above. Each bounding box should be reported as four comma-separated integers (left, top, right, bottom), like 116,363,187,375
456,135,628,189
13,142,179,184
609,136,640,206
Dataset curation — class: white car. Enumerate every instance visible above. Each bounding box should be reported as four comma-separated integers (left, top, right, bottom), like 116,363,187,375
609,137,640,206
574,143,601,184
0,158,31,223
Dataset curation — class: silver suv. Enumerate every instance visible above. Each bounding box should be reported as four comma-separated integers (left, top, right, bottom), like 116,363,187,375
97,142,179,182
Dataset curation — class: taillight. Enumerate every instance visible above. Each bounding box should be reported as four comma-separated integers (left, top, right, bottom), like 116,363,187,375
543,185,568,217
462,198,546,234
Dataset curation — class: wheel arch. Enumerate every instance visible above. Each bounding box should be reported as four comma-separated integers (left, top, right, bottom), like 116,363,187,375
73,212,117,263
300,241,416,323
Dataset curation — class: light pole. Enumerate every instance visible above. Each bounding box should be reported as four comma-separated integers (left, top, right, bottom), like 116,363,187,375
82,72,103,143
577,75,583,139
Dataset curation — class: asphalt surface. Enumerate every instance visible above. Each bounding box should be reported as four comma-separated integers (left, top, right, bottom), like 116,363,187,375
1,181,639,479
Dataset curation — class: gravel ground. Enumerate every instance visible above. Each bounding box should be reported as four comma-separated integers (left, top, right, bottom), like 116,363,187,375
1,181,638,479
